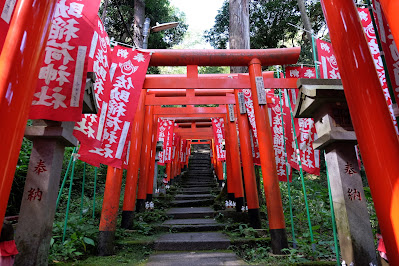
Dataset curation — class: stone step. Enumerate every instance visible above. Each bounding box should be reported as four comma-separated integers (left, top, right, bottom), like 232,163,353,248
146,251,245,266
175,194,213,201
180,183,216,187
160,219,224,232
167,207,215,219
171,199,214,207
154,232,230,251
179,189,214,194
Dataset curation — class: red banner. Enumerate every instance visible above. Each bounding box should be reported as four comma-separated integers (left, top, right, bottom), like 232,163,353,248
316,39,341,79
268,94,292,182
74,16,112,149
0,0,18,51
211,118,226,161
373,0,399,105
180,139,187,163
164,121,175,163
81,45,151,168
284,66,320,176
358,7,398,134
30,0,101,122
156,118,168,165
242,89,261,165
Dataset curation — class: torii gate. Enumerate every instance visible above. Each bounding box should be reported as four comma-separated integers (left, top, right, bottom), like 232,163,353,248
1,0,399,263
97,48,301,256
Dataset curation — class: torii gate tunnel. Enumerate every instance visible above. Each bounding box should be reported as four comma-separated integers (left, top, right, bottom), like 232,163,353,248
0,0,399,263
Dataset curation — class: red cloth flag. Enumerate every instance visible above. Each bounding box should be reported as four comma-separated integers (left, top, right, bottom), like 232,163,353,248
212,118,226,161
268,94,292,182
164,120,175,163
373,0,399,105
284,66,320,176
73,16,112,149
316,39,341,79
29,0,101,122
157,118,169,165
0,0,18,51
79,44,151,168
180,139,187,163
358,7,399,134
242,89,261,165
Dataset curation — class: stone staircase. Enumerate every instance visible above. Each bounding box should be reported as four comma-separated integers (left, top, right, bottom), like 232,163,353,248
147,152,245,265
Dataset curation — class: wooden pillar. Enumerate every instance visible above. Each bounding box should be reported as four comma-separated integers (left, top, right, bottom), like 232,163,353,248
0,0,58,233
98,167,123,256
320,0,399,262
136,106,153,212
121,90,147,229
248,59,287,254
226,104,245,212
234,90,261,228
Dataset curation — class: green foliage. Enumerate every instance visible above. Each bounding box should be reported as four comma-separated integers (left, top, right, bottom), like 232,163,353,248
101,0,188,49
204,0,326,63
49,214,98,261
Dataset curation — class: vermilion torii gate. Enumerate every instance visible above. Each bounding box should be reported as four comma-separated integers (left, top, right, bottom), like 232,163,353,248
97,48,301,255
1,0,399,263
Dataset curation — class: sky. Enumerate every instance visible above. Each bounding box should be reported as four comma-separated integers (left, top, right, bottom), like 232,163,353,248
168,0,225,49
169,0,225,33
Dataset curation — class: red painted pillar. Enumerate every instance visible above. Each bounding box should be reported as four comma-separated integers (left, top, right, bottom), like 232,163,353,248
98,167,123,255
121,90,146,228
136,106,153,212
224,115,235,202
166,163,172,182
320,0,399,262
234,90,261,228
146,113,158,202
379,0,399,50
0,0,57,233
226,104,245,212
248,59,287,254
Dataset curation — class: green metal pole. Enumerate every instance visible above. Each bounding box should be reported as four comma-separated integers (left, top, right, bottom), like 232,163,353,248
80,162,86,219
56,147,76,210
278,88,297,248
286,90,315,251
92,167,98,219
324,152,340,265
62,154,77,243
311,35,319,79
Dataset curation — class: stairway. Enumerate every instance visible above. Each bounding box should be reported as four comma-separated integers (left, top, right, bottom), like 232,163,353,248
146,151,245,265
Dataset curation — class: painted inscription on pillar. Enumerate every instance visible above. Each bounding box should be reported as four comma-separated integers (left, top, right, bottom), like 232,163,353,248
27,188,43,201
33,159,48,175
344,162,357,176
347,188,362,201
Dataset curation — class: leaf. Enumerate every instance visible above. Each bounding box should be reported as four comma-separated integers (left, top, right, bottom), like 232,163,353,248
312,225,320,231
83,237,95,246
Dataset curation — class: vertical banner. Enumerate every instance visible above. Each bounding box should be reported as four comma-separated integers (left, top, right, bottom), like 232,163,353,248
79,43,151,168
164,121,175,163
74,16,112,149
0,0,18,51
30,0,102,121
284,66,320,176
211,118,226,161
268,95,292,182
180,139,187,163
242,89,261,165
358,7,399,134
316,39,341,79
156,118,169,165
373,0,399,105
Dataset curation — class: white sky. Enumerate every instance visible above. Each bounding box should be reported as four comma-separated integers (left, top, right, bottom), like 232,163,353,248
169,0,225,32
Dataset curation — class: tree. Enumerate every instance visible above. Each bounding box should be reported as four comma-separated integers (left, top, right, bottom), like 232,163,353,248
205,0,325,63
101,0,188,49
